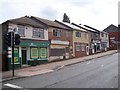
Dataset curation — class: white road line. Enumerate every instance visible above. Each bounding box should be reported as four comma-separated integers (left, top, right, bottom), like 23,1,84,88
86,61,91,64
4,83,23,88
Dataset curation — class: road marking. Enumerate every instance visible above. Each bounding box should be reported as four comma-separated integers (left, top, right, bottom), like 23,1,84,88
56,65,65,71
4,83,23,88
86,61,91,64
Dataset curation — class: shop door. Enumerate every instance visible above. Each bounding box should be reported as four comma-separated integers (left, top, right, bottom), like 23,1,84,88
22,50,27,64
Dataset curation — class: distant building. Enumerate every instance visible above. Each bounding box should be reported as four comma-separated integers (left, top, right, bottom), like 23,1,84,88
100,31,109,51
72,23,101,54
103,24,119,50
55,20,89,58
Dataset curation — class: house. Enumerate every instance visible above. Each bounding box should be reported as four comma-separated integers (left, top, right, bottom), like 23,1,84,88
1,16,49,70
72,23,101,54
103,24,119,50
83,25,101,53
30,16,73,61
100,31,109,51
55,20,89,58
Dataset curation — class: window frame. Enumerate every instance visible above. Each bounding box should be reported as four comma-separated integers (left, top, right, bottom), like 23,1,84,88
76,31,81,37
76,44,80,51
17,25,25,36
66,31,71,37
53,29,61,37
32,28,44,39
81,44,85,51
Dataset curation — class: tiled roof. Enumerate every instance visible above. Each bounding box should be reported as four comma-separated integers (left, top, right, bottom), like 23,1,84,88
84,25,100,32
55,20,87,32
103,24,119,32
31,16,71,30
72,23,98,33
8,16,45,28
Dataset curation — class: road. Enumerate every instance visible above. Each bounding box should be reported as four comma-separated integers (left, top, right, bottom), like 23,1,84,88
2,53,118,89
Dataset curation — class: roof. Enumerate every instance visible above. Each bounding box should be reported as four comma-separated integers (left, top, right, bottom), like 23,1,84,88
103,24,119,32
84,25,100,32
55,20,87,32
7,16,45,28
30,16,71,30
72,23,98,33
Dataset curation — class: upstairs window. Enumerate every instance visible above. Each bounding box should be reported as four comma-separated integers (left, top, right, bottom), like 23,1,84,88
84,32,87,38
17,25,25,36
33,28,44,38
66,31,71,37
53,29,61,37
101,33,104,37
106,34,108,38
76,31,81,37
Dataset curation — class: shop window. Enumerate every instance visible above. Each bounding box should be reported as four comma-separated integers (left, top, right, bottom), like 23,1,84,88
81,44,85,51
31,48,38,59
76,44,80,51
40,48,47,58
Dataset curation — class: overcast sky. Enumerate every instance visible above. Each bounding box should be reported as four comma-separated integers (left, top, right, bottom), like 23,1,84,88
0,0,118,30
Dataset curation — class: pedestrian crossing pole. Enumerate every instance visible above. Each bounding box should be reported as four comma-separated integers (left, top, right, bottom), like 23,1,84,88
11,32,15,77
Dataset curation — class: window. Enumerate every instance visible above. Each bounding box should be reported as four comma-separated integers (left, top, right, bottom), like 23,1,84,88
31,48,38,59
40,48,47,58
76,44,80,51
76,31,81,37
53,29,61,37
84,32,87,38
106,34,107,38
33,28,44,38
101,33,104,37
95,34,99,37
66,31,71,37
81,44,85,51
17,25,25,36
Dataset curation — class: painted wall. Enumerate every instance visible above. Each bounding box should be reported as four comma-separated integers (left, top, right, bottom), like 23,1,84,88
73,30,89,43
73,30,89,57
8,23,48,40
100,31,109,48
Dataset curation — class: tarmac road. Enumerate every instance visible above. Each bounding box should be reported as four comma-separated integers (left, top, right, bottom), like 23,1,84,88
2,53,118,88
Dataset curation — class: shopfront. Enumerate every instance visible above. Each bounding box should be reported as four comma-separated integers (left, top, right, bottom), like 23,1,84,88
8,40,49,70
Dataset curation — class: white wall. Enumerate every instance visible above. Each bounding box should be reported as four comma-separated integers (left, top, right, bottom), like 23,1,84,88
8,23,48,40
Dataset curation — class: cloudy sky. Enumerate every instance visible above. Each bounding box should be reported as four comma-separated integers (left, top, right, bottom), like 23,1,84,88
0,0,118,30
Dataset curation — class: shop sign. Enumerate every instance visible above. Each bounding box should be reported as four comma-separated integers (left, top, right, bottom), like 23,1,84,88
11,48,20,64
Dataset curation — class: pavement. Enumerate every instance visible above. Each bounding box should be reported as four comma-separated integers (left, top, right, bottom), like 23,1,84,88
1,50,118,82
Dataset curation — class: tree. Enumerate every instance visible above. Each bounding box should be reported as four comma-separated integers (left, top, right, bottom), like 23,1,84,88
62,13,70,23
